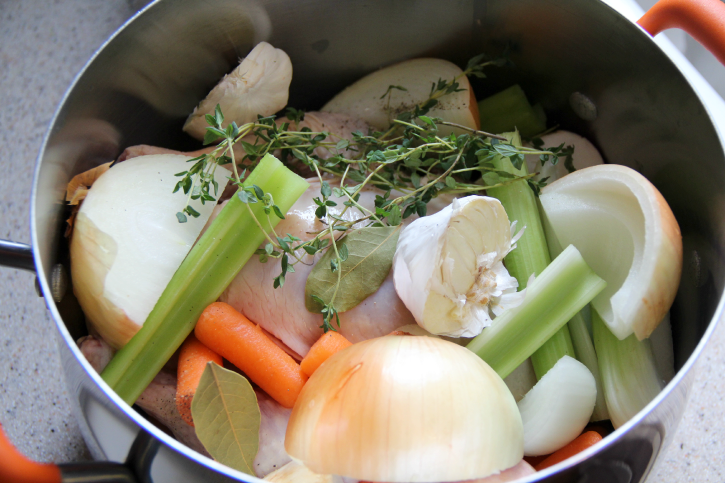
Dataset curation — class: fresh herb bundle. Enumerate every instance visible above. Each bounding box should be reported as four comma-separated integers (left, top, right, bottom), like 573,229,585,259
173,54,567,331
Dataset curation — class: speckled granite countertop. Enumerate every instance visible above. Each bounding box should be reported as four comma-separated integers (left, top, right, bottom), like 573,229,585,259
0,1,723,481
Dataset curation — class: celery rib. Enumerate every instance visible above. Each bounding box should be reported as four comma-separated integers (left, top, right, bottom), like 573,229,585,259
539,199,609,421
102,154,310,404
487,132,576,379
592,309,663,428
467,245,606,379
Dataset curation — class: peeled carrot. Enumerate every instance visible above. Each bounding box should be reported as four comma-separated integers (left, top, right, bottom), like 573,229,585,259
195,302,308,408
176,334,223,426
300,331,353,377
534,431,603,471
0,424,61,483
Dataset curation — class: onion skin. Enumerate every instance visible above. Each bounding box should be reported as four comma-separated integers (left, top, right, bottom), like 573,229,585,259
285,336,523,483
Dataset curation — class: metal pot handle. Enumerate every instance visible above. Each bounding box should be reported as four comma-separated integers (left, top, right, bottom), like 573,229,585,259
638,0,725,66
0,240,35,272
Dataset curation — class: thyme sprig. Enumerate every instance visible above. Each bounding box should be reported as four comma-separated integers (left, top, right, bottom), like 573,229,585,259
173,52,566,331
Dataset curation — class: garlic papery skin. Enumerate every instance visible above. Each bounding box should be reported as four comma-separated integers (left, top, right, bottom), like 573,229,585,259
539,164,682,340
518,356,597,456
183,42,292,140
70,154,229,349
285,336,523,483
393,196,522,337
525,130,604,184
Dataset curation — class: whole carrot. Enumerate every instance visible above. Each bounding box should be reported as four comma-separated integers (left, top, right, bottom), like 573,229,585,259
176,334,223,426
300,331,353,377
195,302,308,408
535,431,603,471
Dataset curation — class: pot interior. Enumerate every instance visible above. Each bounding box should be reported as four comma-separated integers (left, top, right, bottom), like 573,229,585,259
33,0,725,477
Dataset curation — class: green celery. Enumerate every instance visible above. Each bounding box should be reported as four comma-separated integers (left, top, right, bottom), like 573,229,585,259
592,309,664,429
478,85,546,138
102,154,309,404
539,200,609,421
467,245,606,379
487,132,576,379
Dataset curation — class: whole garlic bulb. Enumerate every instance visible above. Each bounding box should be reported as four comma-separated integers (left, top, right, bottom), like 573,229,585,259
393,196,523,337
285,336,523,483
183,42,292,139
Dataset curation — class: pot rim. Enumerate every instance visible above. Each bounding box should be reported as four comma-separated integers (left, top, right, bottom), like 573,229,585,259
28,0,725,481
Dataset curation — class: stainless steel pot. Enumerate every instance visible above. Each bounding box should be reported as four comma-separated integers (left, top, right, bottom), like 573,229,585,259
2,0,724,481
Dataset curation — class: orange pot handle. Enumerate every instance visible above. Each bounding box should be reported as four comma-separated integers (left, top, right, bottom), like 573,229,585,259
638,0,725,65
0,424,61,483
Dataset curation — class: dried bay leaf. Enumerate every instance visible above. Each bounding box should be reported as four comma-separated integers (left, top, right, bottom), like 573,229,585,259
305,226,401,313
192,362,260,475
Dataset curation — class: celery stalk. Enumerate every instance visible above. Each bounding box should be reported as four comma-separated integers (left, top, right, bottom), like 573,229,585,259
478,85,546,138
102,154,309,404
467,245,606,379
539,198,609,421
592,309,664,428
487,132,576,379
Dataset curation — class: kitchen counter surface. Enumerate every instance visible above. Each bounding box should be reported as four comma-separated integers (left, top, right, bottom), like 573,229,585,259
0,1,723,482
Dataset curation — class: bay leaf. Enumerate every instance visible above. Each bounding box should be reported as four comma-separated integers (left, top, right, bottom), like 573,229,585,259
305,226,401,313
192,362,260,475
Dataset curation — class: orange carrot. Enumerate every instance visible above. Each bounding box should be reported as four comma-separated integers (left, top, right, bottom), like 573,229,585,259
195,302,308,408
300,331,353,377
176,334,223,426
534,431,603,471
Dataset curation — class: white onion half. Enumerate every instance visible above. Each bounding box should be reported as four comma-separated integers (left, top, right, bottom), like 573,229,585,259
285,336,523,482
70,154,229,348
539,164,682,340
518,356,597,456
321,58,479,135
525,130,604,183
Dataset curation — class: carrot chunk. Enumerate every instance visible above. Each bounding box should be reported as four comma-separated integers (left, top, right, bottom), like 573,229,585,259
176,334,223,426
300,331,353,377
535,431,603,471
195,302,308,408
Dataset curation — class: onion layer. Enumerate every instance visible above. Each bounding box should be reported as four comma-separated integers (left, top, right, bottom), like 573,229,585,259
285,336,523,482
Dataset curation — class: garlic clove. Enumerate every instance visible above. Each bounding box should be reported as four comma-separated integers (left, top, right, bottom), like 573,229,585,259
285,336,523,483
539,164,682,340
525,130,604,183
393,196,522,337
70,155,230,349
321,58,479,136
183,42,292,140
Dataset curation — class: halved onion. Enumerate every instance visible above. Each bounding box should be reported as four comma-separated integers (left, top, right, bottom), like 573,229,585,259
70,155,229,348
539,164,682,340
321,58,479,135
525,130,604,183
285,336,523,482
